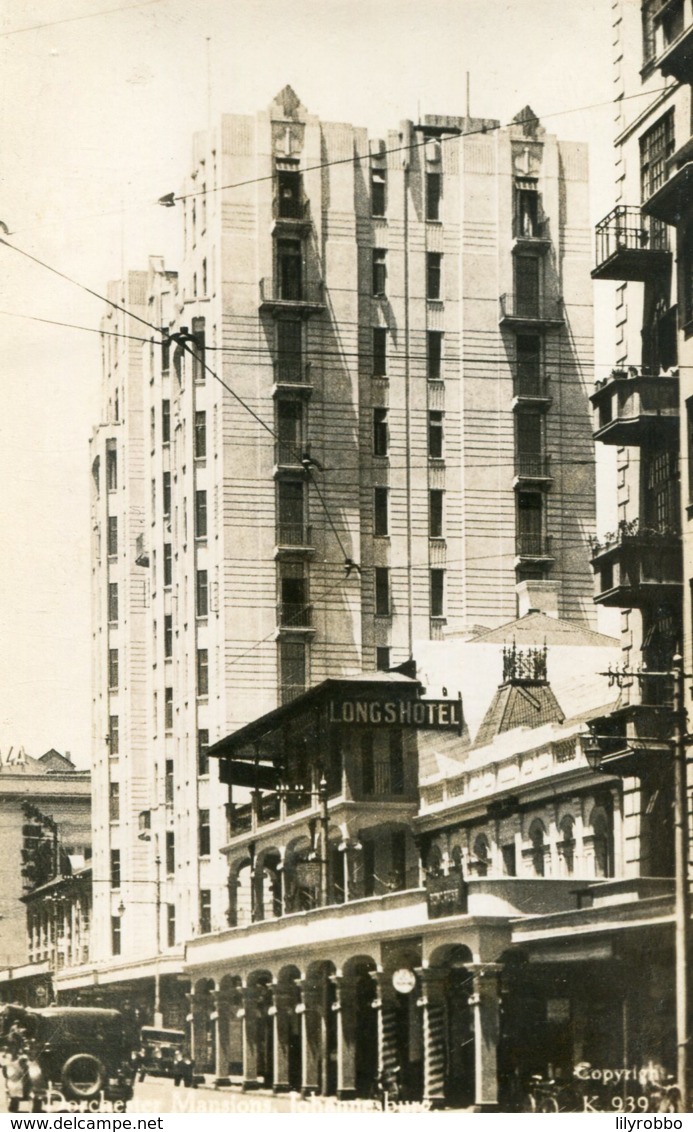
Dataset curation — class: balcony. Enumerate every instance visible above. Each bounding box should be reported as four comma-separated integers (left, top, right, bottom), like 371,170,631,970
274,441,305,472
515,533,554,562
271,195,311,236
654,0,693,82
512,216,551,253
259,278,325,317
512,371,551,408
275,523,314,554
591,369,679,446
499,293,563,330
273,359,313,391
590,520,682,608
276,601,313,631
642,143,693,226
586,703,674,778
513,453,552,487
592,206,670,281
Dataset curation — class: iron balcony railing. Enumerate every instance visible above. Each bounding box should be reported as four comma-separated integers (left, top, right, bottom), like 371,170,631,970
273,195,310,222
276,601,313,628
276,522,313,548
513,370,549,399
273,359,311,385
516,533,553,558
274,441,304,467
515,454,551,479
260,278,325,309
499,293,563,324
593,206,669,278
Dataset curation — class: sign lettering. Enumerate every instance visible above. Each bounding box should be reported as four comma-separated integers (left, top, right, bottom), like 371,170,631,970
328,699,462,731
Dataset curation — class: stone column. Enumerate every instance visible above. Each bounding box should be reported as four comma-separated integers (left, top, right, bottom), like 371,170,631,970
240,986,261,1090
186,991,196,1064
297,978,323,1096
371,970,399,1086
270,984,296,1093
468,963,503,1111
416,967,447,1106
214,992,233,1085
331,974,358,1099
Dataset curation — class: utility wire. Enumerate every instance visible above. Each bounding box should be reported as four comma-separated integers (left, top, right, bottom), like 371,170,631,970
0,0,162,37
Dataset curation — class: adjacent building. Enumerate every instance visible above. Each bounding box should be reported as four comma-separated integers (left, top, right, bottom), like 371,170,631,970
64,89,599,1053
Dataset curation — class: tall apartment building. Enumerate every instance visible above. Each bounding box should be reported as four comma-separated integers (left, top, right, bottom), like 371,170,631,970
67,89,597,1019
588,1,693,865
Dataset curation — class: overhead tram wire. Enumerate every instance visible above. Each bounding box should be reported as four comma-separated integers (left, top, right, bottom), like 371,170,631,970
0,0,162,37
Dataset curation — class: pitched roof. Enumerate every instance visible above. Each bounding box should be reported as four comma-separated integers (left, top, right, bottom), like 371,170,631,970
474,681,565,749
469,610,618,648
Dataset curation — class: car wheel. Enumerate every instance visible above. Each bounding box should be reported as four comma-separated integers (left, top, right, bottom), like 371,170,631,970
61,1054,105,1099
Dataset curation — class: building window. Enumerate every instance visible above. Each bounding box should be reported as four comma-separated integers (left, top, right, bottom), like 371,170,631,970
194,410,207,459
109,782,120,822
277,480,306,546
108,649,119,690
163,543,172,587
374,487,389,536
502,842,517,877
198,728,210,777
108,582,118,623
195,490,207,539
164,686,173,731
429,490,444,538
427,331,443,380
376,646,390,671
372,249,387,297
164,614,172,659
428,410,444,458
375,566,390,616
517,491,544,554
515,183,541,238
165,758,174,804
373,328,387,377
427,253,442,300
516,409,544,475
161,337,170,374
516,335,542,396
641,111,675,201
276,400,303,465
277,167,303,217
276,319,302,383
162,471,171,518
110,848,121,889
196,569,208,617
167,904,176,947
108,715,119,754
161,399,171,445
529,820,546,877
514,255,540,318
198,810,211,857
278,561,308,627
426,172,442,221
559,815,576,876
150,406,156,450
199,889,212,935
107,516,118,558
373,408,388,457
642,0,657,64
279,639,306,704
277,238,302,301
430,568,445,618
111,916,121,956
197,649,209,697
361,731,404,795
106,447,117,492
192,317,206,383
165,830,175,875
371,169,386,217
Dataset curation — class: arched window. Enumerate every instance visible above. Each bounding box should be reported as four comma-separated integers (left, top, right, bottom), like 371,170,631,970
529,820,546,877
558,815,576,876
472,834,490,877
590,809,611,879
426,843,443,877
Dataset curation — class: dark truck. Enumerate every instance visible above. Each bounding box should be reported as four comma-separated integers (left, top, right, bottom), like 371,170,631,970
137,1026,194,1087
0,1005,136,1111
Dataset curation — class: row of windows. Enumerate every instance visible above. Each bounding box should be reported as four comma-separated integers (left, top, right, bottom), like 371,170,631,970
373,486,446,539
374,565,445,618
371,168,442,221
372,407,444,458
372,249,443,300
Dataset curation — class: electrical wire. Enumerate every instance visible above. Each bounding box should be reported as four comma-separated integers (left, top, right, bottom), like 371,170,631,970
0,0,162,37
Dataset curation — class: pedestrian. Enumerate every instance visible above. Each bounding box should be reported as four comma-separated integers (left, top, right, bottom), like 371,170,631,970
4,1054,30,1112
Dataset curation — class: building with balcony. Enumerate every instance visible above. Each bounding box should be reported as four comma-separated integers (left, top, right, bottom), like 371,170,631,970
75,88,597,1030
0,749,91,1006
180,621,690,1111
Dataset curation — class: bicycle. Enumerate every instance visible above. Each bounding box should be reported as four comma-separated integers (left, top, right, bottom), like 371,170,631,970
521,1074,582,1113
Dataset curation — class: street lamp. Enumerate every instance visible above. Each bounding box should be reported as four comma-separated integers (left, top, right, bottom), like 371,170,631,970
138,815,162,1026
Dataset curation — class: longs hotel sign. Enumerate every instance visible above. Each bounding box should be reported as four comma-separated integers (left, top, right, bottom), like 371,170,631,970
328,697,463,731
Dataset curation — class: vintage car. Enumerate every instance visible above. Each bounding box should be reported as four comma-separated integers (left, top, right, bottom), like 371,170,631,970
137,1026,194,1086
0,1005,136,1110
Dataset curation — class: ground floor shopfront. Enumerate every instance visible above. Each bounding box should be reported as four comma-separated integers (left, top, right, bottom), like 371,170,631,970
184,878,682,1111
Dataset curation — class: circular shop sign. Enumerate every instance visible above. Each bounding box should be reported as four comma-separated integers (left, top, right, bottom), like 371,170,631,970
392,968,416,994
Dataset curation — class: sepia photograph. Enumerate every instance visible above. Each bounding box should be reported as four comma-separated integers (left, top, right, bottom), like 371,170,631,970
0,0,690,1117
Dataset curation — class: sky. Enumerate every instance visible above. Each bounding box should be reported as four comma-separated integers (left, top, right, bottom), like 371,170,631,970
0,0,621,765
